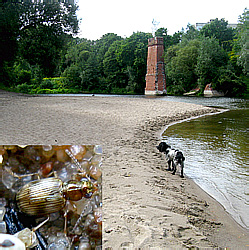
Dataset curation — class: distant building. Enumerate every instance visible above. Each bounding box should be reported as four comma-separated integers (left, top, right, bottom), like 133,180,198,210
196,20,237,30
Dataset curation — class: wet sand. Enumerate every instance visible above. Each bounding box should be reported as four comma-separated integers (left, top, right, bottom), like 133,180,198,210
1,90,248,248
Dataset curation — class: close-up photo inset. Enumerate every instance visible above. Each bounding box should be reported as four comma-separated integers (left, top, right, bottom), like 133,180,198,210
0,145,102,249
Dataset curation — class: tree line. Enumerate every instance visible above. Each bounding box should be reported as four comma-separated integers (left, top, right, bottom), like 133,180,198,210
0,2,248,97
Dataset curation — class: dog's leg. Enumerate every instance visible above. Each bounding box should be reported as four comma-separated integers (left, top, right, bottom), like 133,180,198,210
167,159,172,171
172,161,176,175
180,162,184,178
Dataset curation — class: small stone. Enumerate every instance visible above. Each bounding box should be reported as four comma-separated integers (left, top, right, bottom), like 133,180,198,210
91,154,102,164
93,207,102,225
85,214,101,238
56,167,69,182
0,207,6,220
2,168,18,189
48,212,60,222
78,237,91,250
83,151,93,161
0,239,14,247
14,228,38,248
0,221,7,233
42,145,55,158
94,145,102,155
89,165,101,180
70,145,86,160
0,147,6,156
75,199,93,216
0,234,25,249
40,162,53,176
24,146,41,163
47,233,69,250
56,149,69,162
93,194,101,207
56,163,78,182
7,156,19,169
0,198,6,207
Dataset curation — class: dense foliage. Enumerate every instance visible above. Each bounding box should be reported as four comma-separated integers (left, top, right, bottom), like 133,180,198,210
0,4,248,97
0,2,79,88
165,15,248,96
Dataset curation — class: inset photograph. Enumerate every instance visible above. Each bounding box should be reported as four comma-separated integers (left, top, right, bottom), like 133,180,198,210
0,145,102,249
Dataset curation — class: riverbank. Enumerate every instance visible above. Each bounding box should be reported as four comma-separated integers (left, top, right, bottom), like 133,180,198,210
1,90,248,248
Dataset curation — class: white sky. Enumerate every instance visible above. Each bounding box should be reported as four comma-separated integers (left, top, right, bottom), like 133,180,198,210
76,0,247,40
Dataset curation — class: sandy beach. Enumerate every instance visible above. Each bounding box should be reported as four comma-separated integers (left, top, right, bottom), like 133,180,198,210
1,90,248,249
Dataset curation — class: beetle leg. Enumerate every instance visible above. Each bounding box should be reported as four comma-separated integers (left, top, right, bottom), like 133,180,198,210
53,170,58,178
62,208,72,248
72,198,92,232
4,167,39,179
32,217,49,232
63,208,68,235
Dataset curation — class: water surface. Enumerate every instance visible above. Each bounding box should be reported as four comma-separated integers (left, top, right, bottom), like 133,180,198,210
161,97,248,229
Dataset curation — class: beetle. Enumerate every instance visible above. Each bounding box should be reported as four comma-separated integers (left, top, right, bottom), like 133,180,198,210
16,177,94,217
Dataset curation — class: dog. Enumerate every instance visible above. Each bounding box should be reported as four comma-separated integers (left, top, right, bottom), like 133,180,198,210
156,142,185,178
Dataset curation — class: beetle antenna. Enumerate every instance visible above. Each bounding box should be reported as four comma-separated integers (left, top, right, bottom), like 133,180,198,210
72,198,92,232
65,149,91,181
65,149,83,171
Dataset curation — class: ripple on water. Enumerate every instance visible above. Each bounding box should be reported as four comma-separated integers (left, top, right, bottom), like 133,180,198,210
162,106,249,230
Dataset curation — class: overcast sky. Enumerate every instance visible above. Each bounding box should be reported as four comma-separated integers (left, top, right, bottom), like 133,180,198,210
76,0,247,40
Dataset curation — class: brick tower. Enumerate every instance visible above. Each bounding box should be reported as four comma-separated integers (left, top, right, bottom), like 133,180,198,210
145,37,166,95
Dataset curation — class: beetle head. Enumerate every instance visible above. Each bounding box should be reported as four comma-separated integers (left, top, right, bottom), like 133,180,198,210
63,179,93,201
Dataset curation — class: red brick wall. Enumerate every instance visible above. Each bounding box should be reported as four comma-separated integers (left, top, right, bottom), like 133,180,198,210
145,37,166,94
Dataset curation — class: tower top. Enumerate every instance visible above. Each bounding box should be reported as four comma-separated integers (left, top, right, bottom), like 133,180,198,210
148,37,164,46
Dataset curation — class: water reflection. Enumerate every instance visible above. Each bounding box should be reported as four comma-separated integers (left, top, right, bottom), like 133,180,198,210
162,105,249,229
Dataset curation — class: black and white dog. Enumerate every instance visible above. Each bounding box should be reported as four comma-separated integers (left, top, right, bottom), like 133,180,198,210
156,142,185,178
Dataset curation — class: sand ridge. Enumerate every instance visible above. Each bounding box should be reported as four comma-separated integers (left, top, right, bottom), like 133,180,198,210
1,90,248,249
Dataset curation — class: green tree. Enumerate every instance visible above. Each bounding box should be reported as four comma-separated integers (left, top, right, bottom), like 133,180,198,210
103,40,125,91
236,8,249,76
116,32,152,93
200,18,236,51
215,65,246,96
0,3,21,86
18,2,79,76
80,53,102,92
94,33,123,77
61,38,93,90
196,37,228,90
165,39,201,94
0,1,79,87
155,28,182,49
182,23,200,41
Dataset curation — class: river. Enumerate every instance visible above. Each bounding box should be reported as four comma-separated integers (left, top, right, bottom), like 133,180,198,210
159,96,248,230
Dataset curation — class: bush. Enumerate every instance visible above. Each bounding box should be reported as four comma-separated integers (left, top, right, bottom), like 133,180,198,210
36,89,54,94
40,77,70,89
16,83,34,93
40,78,54,89
16,69,32,85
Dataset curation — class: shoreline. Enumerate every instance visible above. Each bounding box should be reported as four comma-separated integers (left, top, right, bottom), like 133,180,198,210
157,108,229,139
157,108,248,232
1,90,248,248
129,107,249,249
